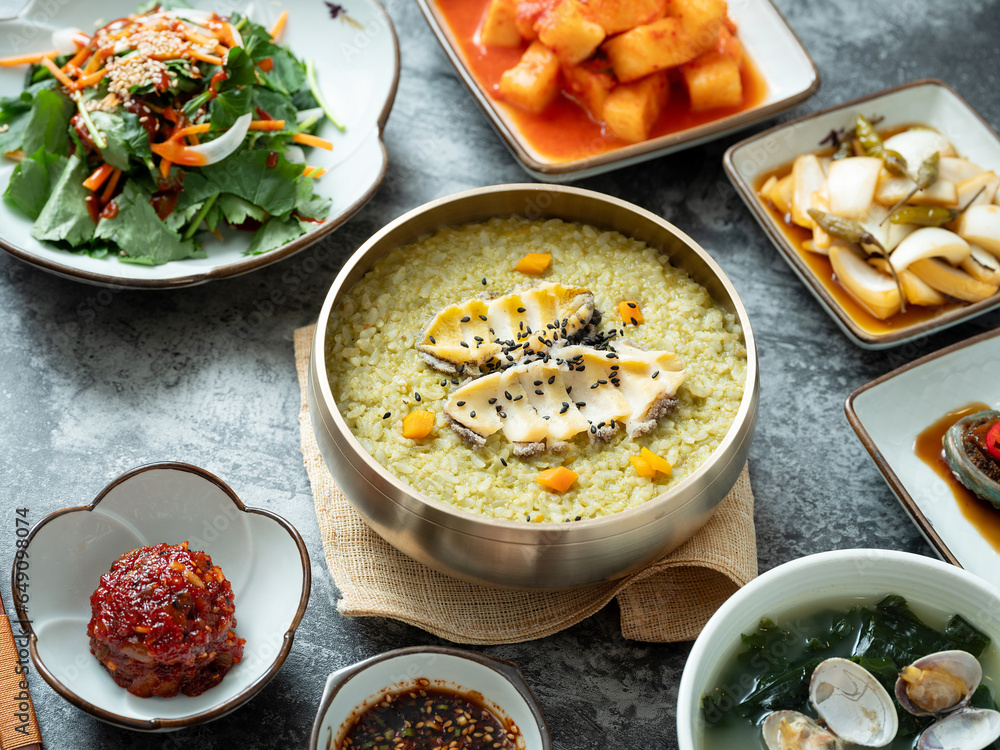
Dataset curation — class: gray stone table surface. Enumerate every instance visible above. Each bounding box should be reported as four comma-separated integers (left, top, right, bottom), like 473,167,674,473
2,0,999,747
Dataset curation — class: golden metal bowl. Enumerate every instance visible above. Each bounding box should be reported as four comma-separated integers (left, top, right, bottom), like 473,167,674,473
308,184,758,589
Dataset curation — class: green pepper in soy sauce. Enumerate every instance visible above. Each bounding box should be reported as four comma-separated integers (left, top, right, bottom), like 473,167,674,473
883,151,941,223
855,114,909,176
889,186,987,226
808,208,906,311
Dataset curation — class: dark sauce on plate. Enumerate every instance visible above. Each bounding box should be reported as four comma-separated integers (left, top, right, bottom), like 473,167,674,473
337,685,517,750
913,401,1000,552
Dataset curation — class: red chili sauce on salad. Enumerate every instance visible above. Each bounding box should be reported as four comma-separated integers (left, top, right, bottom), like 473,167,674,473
87,541,245,698
433,0,767,163
338,684,519,750
914,402,1000,552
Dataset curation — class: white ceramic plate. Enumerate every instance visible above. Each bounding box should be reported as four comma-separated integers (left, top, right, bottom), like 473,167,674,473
845,328,1000,583
725,79,1000,349
415,0,817,182
0,0,399,288
12,463,311,731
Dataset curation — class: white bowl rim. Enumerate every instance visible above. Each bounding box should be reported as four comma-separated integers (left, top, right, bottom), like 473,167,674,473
676,548,1000,750
307,645,553,750
11,461,313,731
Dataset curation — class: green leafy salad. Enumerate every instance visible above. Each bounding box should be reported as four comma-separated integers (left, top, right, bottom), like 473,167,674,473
0,1,336,265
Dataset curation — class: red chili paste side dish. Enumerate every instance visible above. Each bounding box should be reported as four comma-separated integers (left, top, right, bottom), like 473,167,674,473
434,0,766,162
338,685,518,750
87,542,245,698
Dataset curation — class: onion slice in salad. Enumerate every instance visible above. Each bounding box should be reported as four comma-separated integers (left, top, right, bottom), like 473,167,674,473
151,112,253,167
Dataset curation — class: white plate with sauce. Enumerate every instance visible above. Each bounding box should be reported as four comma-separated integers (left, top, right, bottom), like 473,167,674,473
845,327,1000,584
0,0,399,288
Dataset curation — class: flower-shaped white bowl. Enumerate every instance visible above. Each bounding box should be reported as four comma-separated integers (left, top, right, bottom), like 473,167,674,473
11,462,311,731
309,646,551,750
676,549,1000,750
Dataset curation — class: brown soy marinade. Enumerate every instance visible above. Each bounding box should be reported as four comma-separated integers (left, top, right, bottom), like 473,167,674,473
338,686,517,750
914,401,1000,552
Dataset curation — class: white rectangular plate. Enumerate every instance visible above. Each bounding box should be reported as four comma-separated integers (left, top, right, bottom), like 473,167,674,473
845,328,1000,584
416,0,818,182
725,79,1000,349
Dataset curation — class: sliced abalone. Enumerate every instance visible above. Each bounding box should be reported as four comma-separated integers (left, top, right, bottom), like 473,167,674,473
895,650,981,717
443,342,685,456
761,710,843,750
416,282,596,375
808,658,898,747
943,410,1000,510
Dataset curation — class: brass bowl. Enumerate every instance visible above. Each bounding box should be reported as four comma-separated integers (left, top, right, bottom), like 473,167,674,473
308,184,758,589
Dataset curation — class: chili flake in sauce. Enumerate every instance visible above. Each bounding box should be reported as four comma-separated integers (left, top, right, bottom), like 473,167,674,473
339,685,518,750
87,542,245,698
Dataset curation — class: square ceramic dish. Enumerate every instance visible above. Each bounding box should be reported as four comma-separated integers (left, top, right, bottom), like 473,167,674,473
845,327,1000,584
415,0,817,182
724,79,1000,349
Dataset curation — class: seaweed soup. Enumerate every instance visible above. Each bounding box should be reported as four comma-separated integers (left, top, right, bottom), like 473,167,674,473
699,594,1000,750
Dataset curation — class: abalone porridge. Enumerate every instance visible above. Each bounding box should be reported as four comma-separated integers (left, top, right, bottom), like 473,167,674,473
324,217,746,523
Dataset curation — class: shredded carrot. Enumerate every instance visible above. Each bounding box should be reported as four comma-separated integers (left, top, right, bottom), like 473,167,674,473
248,119,286,131
536,466,578,493
186,48,224,65
83,48,109,75
639,447,672,476
269,10,289,41
172,123,211,139
152,138,207,167
256,57,274,72
401,410,435,440
100,168,122,203
629,455,656,478
182,28,219,48
618,300,643,325
514,252,551,275
82,163,114,191
71,67,107,90
0,49,60,66
312,168,327,179
301,166,319,177
40,57,76,89
159,157,172,179
292,132,334,150
63,45,92,72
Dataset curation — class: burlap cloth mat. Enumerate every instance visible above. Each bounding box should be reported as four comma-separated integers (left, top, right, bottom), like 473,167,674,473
294,324,757,644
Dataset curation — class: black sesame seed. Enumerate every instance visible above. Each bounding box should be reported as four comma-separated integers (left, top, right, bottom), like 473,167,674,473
482,278,487,285
429,335,436,344
543,415,550,420
505,391,512,400
460,316,471,323
610,365,620,371
590,425,597,434
456,400,466,406
513,395,523,401
496,404,503,412
534,380,543,386
548,375,555,384
383,412,391,419
559,403,569,414
440,379,447,386
414,392,421,401
576,401,586,408
630,317,638,325
575,515,582,521
470,411,476,418
535,389,544,395
517,307,526,313
488,397,497,404
460,341,470,348
566,386,573,394
451,378,459,385
479,314,487,321
474,336,484,342
500,458,507,466
652,370,660,379
499,412,507,418
590,383,600,389
627,302,637,308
